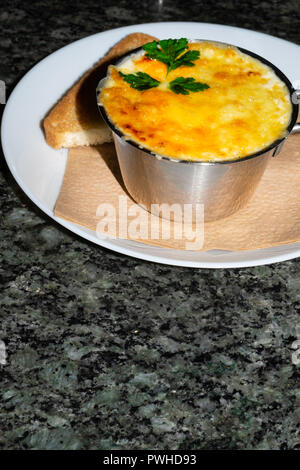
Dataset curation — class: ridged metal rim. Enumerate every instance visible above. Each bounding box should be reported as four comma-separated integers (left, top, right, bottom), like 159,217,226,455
96,39,299,166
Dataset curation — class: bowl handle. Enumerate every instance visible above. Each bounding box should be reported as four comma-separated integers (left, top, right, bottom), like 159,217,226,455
291,122,300,134
291,89,300,134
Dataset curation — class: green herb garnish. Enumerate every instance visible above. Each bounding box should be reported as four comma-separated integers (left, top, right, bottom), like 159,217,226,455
142,38,200,74
119,71,160,90
118,38,210,95
169,77,210,95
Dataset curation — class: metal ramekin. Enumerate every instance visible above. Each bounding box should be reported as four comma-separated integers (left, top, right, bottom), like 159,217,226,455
96,40,300,222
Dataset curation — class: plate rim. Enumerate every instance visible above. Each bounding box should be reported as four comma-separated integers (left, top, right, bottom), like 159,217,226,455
2,21,300,268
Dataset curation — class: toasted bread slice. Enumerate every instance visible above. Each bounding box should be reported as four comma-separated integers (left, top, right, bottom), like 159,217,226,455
43,33,157,149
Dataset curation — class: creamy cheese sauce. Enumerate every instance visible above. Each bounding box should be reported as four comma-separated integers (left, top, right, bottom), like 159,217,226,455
99,41,292,162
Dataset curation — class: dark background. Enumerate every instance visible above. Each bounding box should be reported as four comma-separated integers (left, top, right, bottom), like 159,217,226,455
0,0,300,450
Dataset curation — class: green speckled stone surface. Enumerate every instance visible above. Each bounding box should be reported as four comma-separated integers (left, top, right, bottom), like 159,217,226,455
1,0,300,450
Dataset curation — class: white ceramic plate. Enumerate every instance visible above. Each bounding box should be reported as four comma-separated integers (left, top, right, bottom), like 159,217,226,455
2,22,300,268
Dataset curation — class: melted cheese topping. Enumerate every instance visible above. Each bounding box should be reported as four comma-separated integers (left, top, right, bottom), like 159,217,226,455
100,41,292,162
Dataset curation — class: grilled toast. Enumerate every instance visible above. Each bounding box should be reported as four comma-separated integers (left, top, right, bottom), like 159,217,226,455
43,33,157,149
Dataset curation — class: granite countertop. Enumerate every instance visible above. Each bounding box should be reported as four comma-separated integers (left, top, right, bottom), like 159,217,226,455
1,0,300,450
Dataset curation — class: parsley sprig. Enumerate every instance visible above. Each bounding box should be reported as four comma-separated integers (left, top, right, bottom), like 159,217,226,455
119,71,160,90
118,38,209,95
169,77,210,95
142,38,200,74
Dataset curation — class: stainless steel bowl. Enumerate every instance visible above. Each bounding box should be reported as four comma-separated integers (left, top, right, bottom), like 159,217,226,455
97,40,300,222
